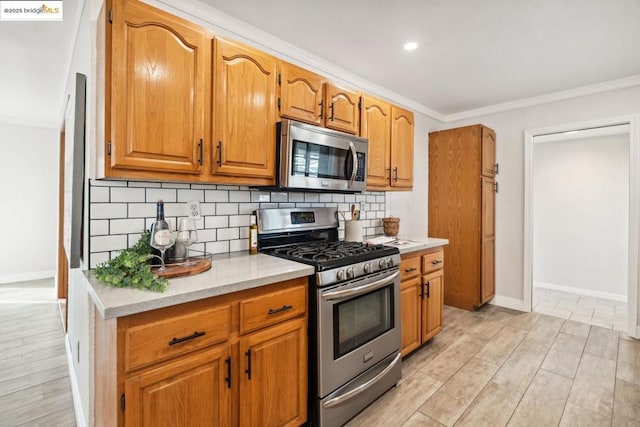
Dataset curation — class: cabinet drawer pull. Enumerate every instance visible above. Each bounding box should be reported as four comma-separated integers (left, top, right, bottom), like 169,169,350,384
268,305,293,315
431,260,443,265
404,267,417,273
168,331,206,346
245,349,252,380
225,356,231,389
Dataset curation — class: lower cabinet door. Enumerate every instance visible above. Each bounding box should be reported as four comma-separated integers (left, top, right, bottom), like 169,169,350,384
400,277,422,357
239,317,307,427
124,345,230,426
422,271,444,342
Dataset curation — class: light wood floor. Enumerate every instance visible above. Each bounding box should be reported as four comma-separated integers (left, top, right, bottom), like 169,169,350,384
0,282,76,426
347,304,640,427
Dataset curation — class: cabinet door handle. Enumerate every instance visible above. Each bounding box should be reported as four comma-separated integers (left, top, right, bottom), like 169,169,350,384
319,100,324,119
494,182,499,193
225,356,231,389
431,260,443,265
216,141,222,166
268,304,293,315
393,167,398,182
494,163,499,175
329,102,335,121
387,167,392,181
245,349,252,380
197,139,203,166
426,281,431,298
168,331,205,346
419,284,424,299
404,267,417,273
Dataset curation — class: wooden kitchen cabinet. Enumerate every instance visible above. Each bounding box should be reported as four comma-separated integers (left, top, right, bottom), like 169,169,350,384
324,83,360,134
429,125,496,311
400,247,445,357
278,61,326,126
212,38,277,184
106,0,207,176
94,277,307,427
361,97,414,191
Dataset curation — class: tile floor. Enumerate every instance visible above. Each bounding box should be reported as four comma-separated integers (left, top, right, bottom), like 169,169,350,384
532,287,628,331
346,304,640,427
0,279,77,426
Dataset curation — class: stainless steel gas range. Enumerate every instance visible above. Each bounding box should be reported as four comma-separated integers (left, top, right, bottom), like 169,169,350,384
257,207,402,426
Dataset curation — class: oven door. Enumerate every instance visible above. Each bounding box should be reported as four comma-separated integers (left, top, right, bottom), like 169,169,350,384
316,268,401,397
281,120,367,192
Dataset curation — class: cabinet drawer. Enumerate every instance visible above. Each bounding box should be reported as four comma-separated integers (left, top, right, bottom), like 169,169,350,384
124,304,231,372
422,250,445,274
240,284,306,335
400,257,421,281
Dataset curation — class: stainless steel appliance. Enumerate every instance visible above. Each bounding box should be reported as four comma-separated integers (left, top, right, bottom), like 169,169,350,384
257,207,401,426
274,119,368,193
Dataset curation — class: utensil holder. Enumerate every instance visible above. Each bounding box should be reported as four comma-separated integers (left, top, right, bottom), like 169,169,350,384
344,221,363,242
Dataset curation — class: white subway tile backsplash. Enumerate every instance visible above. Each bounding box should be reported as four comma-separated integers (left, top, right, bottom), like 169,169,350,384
230,191,250,202
147,188,177,203
88,181,386,266
111,187,145,203
90,186,110,203
90,220,109,236
205,190,229,203
177,189,204,202
110,218,145,234
91,203,127,219
205,216,228,229
91,235,128,253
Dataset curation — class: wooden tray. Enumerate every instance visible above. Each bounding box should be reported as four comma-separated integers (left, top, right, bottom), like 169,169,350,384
152,258,211,279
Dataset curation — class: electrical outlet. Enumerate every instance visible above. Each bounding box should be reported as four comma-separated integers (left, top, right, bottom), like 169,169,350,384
186,200,201,218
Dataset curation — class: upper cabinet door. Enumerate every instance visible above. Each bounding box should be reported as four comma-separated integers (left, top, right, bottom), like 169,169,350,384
360,95,391,189
390,106,414,188
324,84,360,135
481,126,496,177
279,62,325,126
213,38,277,182
110,0,206,174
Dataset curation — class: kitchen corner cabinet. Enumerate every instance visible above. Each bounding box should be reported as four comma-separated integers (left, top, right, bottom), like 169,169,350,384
428,125,496,311
400,248,445,357
361,97,414,191
213,38,277,184
324,83,360,134
106,0,207,176
94,277,307,427
278,61,326,126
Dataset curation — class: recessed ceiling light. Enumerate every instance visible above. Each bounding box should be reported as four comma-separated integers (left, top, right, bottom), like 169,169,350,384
403,42,418,51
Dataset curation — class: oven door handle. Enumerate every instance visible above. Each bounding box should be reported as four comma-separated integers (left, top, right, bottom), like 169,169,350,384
322,352,402,409
348,141,357,187
321,271,399,301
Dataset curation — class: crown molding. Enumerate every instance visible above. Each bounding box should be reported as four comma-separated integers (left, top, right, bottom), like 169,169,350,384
444,74,640,122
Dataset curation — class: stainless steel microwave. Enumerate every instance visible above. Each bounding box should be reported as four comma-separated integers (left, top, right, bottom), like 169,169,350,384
276,119,368,193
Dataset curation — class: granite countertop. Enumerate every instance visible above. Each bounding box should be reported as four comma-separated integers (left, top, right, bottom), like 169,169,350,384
84,252,315,320
381,236,449,254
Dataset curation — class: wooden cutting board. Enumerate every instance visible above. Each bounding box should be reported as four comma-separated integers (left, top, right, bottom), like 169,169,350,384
152,258,211,278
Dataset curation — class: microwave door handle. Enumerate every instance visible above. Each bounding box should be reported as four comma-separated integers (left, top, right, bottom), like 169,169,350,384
321,271,399,301
348,141,357,187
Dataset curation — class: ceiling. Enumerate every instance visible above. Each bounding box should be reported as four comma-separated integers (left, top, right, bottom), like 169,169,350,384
202,0,640,118
1,0,639,128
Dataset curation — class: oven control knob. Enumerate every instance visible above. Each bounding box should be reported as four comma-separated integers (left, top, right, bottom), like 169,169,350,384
337,270,346,281
346,267,356,279
363,263,371,273
385,258,393,268
378,259,386,269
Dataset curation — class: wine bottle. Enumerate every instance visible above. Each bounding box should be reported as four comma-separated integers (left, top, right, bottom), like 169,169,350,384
150,200,169,265
249,214,258,254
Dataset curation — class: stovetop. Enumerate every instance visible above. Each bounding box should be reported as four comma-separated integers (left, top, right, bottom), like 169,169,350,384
267,240,399,271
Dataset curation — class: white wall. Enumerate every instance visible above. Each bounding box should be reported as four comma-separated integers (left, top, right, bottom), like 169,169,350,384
441,85,640,307
0,122,58,283
533,134,629,297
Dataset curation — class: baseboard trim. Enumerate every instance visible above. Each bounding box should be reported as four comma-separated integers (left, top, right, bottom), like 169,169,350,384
491,295,527,312
65,335,87,427
533,281,627,303
0,270,55,284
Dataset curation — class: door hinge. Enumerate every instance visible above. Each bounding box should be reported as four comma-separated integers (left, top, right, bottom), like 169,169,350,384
108,9,113,23
120,393,125,411
278,73,281,86
107,141,111,156
277,98,281,111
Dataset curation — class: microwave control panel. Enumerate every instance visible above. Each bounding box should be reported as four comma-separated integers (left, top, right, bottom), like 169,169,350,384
356,153,366,182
